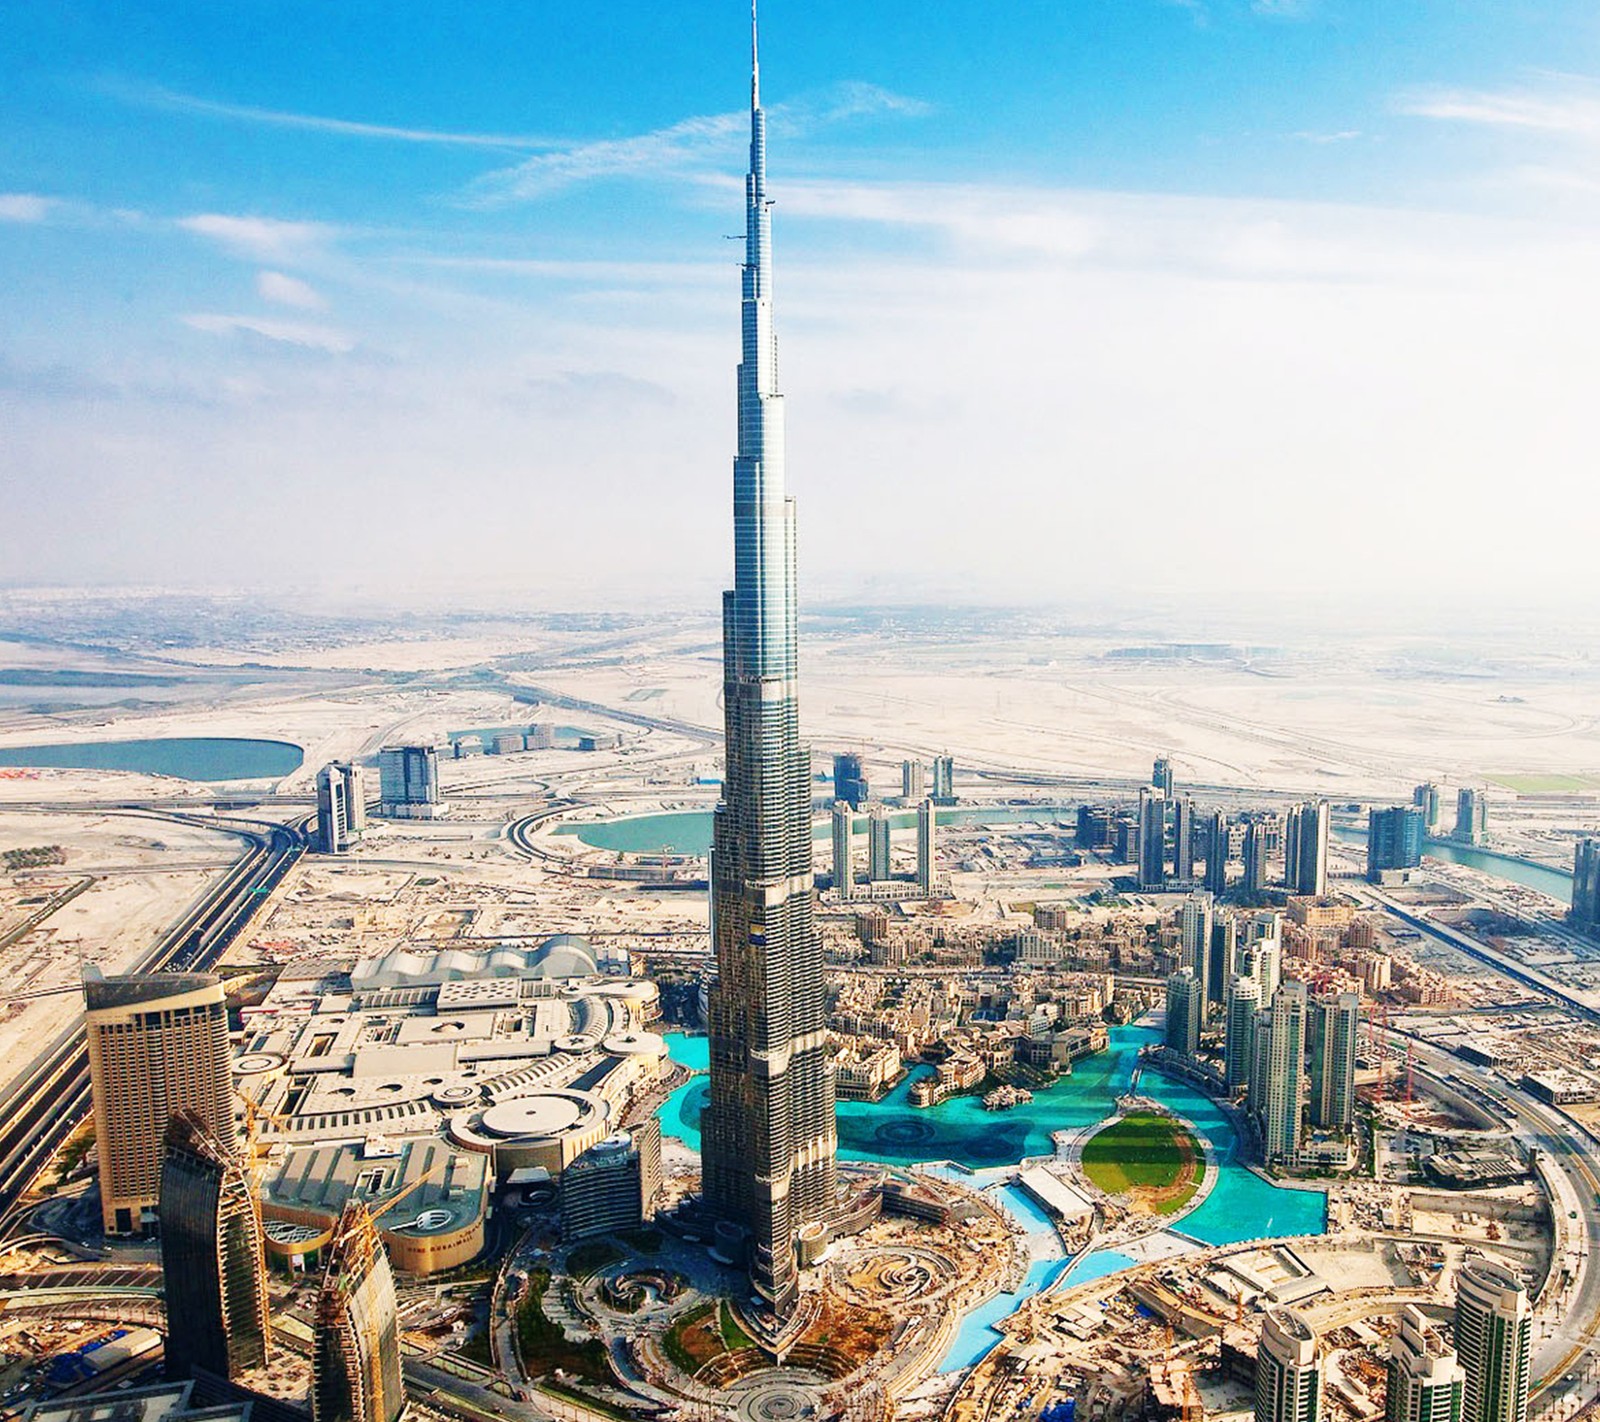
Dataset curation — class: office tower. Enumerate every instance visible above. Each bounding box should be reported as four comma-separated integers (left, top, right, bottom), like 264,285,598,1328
1261,981,1308,1165
1368,807,1426,884
832,751,868,809
830,800,854,901
1224,974,1261,1094
159,1110,271,1381
1209,915,1236,1006
901,759,925,800
868,803,892,881
341,762,366,839
1180,891,1215,1000
561,1122,662,1243
1205,810,1230,896
1138,789,1168,891
1077,805,1115,850
917,798,936,895
1250,1005,1273,1122
315,762,364,854
377,744,442,817
1285,800,1330,897
1388,1304,1465,1422
1309,991,1360,1131
1243,818,1271,896
312,1203,404,1422
932,753,955,804
1165,968,1203,1061
1173,797,1195,881
1455,1259,1531,1422
1153,756,1175,796
1255,1309,1322,1422
701,17,838,1322
526,722,556,751
1244,911,1284,999
1413,783,1442,833
84,970,235,1236
1569,839,1600,934
1455,788,1488,846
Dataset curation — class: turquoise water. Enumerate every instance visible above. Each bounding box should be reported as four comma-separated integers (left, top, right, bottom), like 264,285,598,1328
1063,1248,1140,1287
0,736,303,782
1331,824,1572,904
940,1256,1074,1373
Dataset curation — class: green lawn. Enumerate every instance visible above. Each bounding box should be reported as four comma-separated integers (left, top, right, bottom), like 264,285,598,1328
1082,1111,1200,1210
1486,773,1599,794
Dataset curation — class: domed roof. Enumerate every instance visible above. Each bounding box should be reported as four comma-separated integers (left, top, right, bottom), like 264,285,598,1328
531,933,598,979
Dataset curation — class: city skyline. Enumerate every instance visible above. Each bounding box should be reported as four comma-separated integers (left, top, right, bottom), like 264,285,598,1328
4,2,1600,607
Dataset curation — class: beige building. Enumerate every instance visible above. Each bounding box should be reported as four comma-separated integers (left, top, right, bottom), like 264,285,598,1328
84,970,236,1236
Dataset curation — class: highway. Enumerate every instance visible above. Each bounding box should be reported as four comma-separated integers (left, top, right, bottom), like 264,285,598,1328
0,812,306,1226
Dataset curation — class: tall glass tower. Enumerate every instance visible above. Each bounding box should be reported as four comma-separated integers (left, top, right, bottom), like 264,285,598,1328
701,4,838,1321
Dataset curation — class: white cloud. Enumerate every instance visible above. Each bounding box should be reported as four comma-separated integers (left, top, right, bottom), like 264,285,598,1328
177,213,335,261
181,312,354,353
0,193,57,223
256,270,327,310
1400,80,1600,141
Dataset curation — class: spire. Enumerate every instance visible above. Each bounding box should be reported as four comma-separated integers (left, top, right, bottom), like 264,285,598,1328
751,0,761,110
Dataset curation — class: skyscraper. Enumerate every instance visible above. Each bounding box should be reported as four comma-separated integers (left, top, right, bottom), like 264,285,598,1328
916,798,936,896
901,759,925,801
1243,818,1271,896
1454,1259,1531,1422
1205,810,1231,897
1285,800,1330,897
377,745,442,818
1309,991,1360,1132
830,800,853,901
1138,788,1168,892
1165,968,1202,1060
312,1203,404,1422
1152,756,1175,796
867,803,892,881
84,970,236,1236
1180,891,1214,1000
1173,796,1195,881
1209,913,1237,1006
1455,788,1489,846
1569,839,1599,935
701,15,838,1321
159,1110,271,1381
832,752,868,809
1368,806,1426,884
932,753,955,804
315,762,364,855
1413,783,1442,833
1255,1309,1322,1422
1387,1304,1465,1422
1224,973,1260,1094
1260,980,1308,1165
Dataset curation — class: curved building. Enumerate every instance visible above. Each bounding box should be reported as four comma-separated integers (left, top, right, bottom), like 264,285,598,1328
312,1202,404,1422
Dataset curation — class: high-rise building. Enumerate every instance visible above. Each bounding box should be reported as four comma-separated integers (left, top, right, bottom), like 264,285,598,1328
1255,1309,1322,1422
1413,783,1442,833
832,752,868,810
1242,911,1284,1000
1309,991,1360,1132
1224,973,1260,1094
1173,797,1196,881
1368,806,1426,884
84,970,235,1236
1165,968,1203,1061
868,804,892,881
1209,914,1237,1006
701,20,838,1322
916,798,936,896
1387,1304,1464,1422
1569,839,1600,935
159,1110,271,1382
1205,810,1231,897
1455,788,1489,847
315,762,365,854
1153,756,1175,797
932,753,955,804
1180,891,1215,1000
312,1203,404,1422
377,745,442,818
901,759,925,801
561,1121,662,1243
1285,800,1330,897
1138,789,1168,892
1454,1259,1531,1422
1243,818,1271,896
1260,981,1308,1165
830,800,853,901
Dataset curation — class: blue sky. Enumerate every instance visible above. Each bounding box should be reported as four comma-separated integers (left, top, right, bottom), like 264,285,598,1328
4,1,1600,609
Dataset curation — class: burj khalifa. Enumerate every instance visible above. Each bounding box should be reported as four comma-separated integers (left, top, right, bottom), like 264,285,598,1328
700,4,839,1321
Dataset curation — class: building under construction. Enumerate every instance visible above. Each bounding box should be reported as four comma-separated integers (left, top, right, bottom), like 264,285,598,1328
312,1202,404,1422
159,1109,272,1380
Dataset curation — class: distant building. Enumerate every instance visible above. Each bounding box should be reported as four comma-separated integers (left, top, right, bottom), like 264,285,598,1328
159,1110,271,1383
1243,818,1272,896
315,762,364,854
85,971,235,1237
1153,757,1175,796
831,801,854,901
1180,892,1215,1000
901,759,926,800
1309,991,1360,1132
932,753,955,804
1224,974,1261,1094
526,723,556,751
1173,797,1195,882
833,751,869,809
1205,811,1231,897
868,803,892,881
1285,801,1330,897
1138,789,1168,892
312,1202,404,1422
1570,839,1600,935
1454,788,1488,847
1077,804,1116,851
1368,806,1426,884
1165,968,1203,1061
377,744,443,818
917,798,936,896
561,1121,662,1243
1387,1304,1464,1422
1210,915,1237,1006
1455,1259,1530,1422
1259,981,1308,1166
1255,1309,1322,1422
1413,783,1442,833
